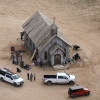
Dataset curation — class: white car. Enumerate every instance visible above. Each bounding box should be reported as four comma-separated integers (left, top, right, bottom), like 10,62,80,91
42,72,75,85
0,68,24,86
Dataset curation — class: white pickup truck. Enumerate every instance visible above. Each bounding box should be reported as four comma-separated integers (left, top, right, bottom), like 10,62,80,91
0,68,24,86
42,73,75,85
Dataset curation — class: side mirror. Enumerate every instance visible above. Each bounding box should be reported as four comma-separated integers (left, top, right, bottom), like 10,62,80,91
64,77,68,79
11,78,13,80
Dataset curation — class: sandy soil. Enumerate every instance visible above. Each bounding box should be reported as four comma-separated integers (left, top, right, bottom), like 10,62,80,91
0,0,100,100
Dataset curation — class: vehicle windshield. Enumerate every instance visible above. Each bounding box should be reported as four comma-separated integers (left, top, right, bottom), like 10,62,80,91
66,73,70,78
12,74,20,80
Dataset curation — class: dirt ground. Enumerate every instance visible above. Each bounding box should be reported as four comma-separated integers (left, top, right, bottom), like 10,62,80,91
0,0,100,100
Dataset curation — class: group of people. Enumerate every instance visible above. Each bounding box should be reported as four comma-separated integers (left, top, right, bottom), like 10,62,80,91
27,73,36,81
68,53,81,63
11,46,23,65
32,59,43,68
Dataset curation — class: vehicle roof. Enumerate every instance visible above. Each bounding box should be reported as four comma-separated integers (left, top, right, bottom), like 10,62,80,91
69,86,83,90
0,68,16,75
12,74,18,76
57,73,67,76
0,68,9,72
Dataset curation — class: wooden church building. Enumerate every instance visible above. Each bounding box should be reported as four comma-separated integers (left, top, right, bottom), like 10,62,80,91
22,11,71,66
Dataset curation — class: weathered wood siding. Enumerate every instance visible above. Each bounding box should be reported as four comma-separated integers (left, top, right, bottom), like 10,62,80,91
24,33,36,53
39,37,70,65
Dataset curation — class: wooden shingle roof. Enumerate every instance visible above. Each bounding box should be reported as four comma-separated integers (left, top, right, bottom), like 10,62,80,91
22,10,71,51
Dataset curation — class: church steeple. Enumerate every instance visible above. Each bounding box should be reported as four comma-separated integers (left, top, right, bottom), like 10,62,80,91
50,23,58,35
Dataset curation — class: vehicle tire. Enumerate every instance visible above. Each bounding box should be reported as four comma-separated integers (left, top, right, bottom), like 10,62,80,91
13,82,17,87
69,81,74,85
72,94,77,98
47,81,52,86
86,92,90,96
1,77,4,81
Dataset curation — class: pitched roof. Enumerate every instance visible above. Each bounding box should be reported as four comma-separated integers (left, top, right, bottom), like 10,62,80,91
49,43,65,55
50,23,58,29
22,10,71,51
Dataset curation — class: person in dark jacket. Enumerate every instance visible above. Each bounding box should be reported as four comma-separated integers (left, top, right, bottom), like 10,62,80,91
30,73,33,81
40,61,43,67
27,73,29,80
34,73,36,81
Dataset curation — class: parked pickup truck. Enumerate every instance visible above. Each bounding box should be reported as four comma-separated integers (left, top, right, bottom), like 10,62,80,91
0,68,24,86
42,73,75,85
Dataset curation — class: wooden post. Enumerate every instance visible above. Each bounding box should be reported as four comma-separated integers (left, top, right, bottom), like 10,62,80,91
31,49,36,61
15,51,19,65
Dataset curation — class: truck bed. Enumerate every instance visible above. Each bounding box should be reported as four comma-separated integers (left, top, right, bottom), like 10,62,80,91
44,75,56,78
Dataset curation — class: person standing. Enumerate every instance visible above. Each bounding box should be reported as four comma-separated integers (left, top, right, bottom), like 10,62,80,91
40,61,43,68
27,73,29,80
15,51,20,65
34,73,36,81
20,31,24,40
11,51,15,60
30,73,33,81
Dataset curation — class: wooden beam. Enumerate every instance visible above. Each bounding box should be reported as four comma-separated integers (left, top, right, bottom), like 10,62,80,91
31,49,36,60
